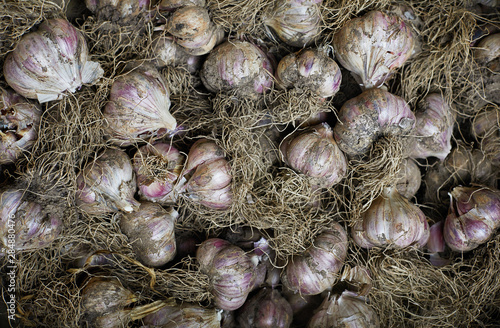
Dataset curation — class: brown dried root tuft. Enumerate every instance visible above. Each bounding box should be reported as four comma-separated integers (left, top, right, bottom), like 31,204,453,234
206,0,269,36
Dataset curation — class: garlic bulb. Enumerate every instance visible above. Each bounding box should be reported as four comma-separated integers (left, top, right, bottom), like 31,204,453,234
352,187,430,249
409,93,456,161
333,88,416,156
282,223,348,295
307,291,380,328
182,139,232,210
85,0,151,23
159,0,206,11
280,123,347,188
472,106,500,167
151,34,203,73
200,40,274,98
264,0,322,48
333,11,415,89
395,158,421,199
119,202,178,267
142,302,221,328
0,188,62,251
276,48,342,98
0,88,41,164
76,148,140,215
443,186,500,252
103,64,177,146
237,288,293,328
4,18,103,103
133,142,185,205
197,238,257,311
474,33,500,64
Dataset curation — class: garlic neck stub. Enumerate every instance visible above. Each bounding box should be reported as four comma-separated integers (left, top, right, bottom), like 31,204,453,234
0,87,41,165
333,88,416,156
333,10,415,89
103,64,176,146
236,288,293,328
4,18,104,103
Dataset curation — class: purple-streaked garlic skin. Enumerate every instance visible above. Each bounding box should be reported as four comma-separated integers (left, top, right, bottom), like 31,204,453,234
264,0,322,48
443,186,500,252
395,158,421,199
151,35,203,73
282,223,348,296
276,48,342,98
197,238,257,311
142,302,221,328
103,64,176,146
427,221,445,254
0,88,41,164
119,202,178,267
410,93,456,161
85,0,151,23
352,187,430,249
237,288,293,328
333,10,415,89
3,19,103,103
133,142,185,205
281,123,347,188
474,33,500,64
200,40,274,99
307,291,380,328
333,88,416,156
76,148,140,215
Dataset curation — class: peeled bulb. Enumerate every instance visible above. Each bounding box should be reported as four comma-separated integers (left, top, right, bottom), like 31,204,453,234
395,158,421,199
103,64,176,146
76,148,140,215
352,187,430,249
264,0,322,48
474,33,500,64
410,93,456,161
333,88,416,156
333,11,415,89
200,40,274,98
85,0,151,23
119,202,178,267
280,123,347,188
237,288,293,328
443,186,500,252
142,302,221,328
0,88,41,164
4,19,103,103
307,291,380,328
276,48,342,98
197,238,257,311
282,223,348,295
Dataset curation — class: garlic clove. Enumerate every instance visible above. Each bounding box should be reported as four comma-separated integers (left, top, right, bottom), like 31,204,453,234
184,139,225,175
427,221,445,254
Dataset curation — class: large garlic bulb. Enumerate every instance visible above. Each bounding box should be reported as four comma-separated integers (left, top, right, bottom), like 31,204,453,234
4,18,103,103
76,148,140,215
103,64,177,146
0,88,41,164
333,11,415,89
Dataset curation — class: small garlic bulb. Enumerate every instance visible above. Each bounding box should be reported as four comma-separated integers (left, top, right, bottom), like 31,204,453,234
151,34,203,73
103,64,177,146
352,187,430,249
76,148,140,215
307,291,380,328
200,40,274,98
142,302,221,328
4,19,104,103
282,223,348,295
85,0,151,23
0,88,41,165
276,48,342,98
333,88,416,156
280,123,347,188
474,33,500,64
119,202,178,267
409,93,456,161
237,288,293,328
264,0,322,48
333,10,415,89
395,158,421,199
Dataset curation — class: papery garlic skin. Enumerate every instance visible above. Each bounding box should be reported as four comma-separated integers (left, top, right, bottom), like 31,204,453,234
85,0,151,23
474,33,500,64
4,19,104,103
200,40,274,98
76,148,140,215
159,0,206,11
410,93,455,161
395,158,421,199
280,123,347,188
333,10,414,89
151,34,203,73
352,187,429,249
276,48,342,98
443,186,500,252
237,288,293,328
282,223,348,295
197,238,257,311
168,6,211,39
104,64,176,146
142,302,221,328
333,88,415,156
264,0,322,48
472,106,500,167
119,202,178,267
0,88,41,164
307,291,380,328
